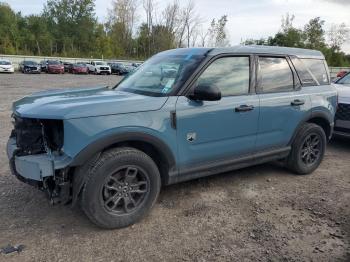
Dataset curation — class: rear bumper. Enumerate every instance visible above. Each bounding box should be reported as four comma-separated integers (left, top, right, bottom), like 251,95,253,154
7,137,72,182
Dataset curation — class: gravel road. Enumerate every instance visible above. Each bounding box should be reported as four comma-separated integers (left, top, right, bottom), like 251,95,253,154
0,73,349,261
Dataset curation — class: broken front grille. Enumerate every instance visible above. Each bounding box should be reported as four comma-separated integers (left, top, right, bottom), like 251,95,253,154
336,103,350,121
14,116,45,154
12,116,64,155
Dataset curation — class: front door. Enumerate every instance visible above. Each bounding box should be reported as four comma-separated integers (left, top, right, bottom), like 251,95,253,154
175,56,260,173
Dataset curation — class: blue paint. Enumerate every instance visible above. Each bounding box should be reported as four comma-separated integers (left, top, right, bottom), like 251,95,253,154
7,47,337,184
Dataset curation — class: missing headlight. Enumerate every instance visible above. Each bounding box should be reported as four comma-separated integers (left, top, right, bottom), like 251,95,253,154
13,116,63,155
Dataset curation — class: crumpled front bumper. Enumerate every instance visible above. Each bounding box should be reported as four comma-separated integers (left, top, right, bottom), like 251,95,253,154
7,137,72,183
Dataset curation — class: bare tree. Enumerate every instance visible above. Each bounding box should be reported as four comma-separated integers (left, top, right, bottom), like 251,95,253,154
198,26,209,47
143,0,155,56
207,15,230,47
163,0,180,33
108,0,139,55
176,0,202,48
328,23,350,51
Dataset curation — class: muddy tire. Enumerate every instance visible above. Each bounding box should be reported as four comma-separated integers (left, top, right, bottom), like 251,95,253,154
287,123,326,175
80,147,161,229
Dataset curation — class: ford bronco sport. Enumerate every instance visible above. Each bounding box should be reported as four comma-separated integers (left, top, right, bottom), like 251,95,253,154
7,46,337,229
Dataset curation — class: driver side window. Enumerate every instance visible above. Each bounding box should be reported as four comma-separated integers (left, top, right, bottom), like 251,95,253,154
195,56,250,97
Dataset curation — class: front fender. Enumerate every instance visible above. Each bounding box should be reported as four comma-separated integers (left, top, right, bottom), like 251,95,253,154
69,131,176,168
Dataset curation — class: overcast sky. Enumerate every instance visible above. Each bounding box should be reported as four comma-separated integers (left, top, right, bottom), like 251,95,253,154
5,0,350,53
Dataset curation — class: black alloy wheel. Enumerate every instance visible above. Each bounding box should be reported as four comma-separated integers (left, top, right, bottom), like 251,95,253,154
300,133,322,166
102,166,149,215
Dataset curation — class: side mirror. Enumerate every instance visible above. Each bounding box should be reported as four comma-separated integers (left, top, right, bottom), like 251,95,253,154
189,84,221,101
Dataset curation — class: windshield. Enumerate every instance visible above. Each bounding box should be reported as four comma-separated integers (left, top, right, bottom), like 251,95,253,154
96,62,106,65
337,73,350,85
0,60,11,65
24,61,37,65
116,51,208,96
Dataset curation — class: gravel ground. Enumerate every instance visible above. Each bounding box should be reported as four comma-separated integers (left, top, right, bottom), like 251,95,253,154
0,73,349,262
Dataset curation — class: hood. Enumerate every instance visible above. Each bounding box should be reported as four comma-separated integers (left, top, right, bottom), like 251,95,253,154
334,83,350,104
13,86,168,119
0,64,13,69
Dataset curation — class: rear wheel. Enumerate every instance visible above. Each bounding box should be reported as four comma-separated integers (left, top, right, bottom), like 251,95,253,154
287,123,326,175
80,147,161,229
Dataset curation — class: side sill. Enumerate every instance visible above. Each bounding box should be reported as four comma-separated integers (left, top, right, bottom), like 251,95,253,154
167,147,291,185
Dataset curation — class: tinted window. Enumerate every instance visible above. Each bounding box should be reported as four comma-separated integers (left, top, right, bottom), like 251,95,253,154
196,57,250,96
290,57,317,86
301,59,329,85
259,57,294,93
337,73,350,85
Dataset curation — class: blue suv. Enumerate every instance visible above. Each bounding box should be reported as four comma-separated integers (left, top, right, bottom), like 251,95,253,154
7,46,337,228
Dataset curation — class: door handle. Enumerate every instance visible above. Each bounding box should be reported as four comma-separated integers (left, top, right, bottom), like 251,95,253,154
291,99,305,106
235,105,254,112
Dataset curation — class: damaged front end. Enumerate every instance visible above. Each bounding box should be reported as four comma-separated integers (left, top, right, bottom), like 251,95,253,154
7,115,72,204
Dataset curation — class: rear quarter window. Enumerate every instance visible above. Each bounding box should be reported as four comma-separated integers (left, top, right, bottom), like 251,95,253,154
300,59,329,85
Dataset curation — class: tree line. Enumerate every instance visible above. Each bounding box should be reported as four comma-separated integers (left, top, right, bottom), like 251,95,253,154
242,14,350,66
0,0,229,60
0,1,349,66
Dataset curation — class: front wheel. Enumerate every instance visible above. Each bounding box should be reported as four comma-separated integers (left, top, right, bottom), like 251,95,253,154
80,147,161,229
287,123,326,175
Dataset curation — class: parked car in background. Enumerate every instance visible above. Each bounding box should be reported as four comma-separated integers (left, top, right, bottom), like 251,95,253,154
70,63,88,74
7,46,337,229
19,60,41,74
63,62,73,73
87,61,111,75
0,59,14,73
109,62,132,75
132,62,142,68
47,60,64,74
125,64,136,73
333,72,350,137
40,60,48,72
337,70,348,78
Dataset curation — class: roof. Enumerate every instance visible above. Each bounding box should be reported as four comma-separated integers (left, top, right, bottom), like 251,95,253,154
156,46,324,59
209,45,324,59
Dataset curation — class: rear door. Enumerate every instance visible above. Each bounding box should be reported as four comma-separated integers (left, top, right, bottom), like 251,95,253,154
175,55,260,172
256,56,311,151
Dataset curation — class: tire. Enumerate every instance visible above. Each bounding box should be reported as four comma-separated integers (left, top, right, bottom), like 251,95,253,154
80,147,161,229
287,123,326,175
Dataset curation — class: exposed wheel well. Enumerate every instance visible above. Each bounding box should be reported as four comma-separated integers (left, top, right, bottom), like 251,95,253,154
307,117,331,140
104,141,170,185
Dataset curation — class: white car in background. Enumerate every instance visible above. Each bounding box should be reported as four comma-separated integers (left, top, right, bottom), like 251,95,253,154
0,59,14,73
87,61,111,75
333,72,350,137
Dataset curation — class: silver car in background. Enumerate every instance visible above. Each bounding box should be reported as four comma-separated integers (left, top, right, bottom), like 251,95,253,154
334,73,350,137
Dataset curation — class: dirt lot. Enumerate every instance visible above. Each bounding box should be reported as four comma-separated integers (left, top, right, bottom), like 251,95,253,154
0,73,349,262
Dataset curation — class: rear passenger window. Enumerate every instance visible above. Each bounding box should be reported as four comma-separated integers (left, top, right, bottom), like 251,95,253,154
259,57,294,93
196,56,250,96
301,59,329,85
290,57,317,86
